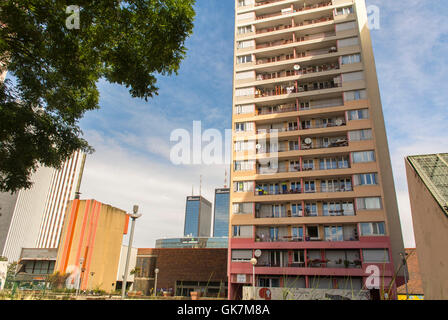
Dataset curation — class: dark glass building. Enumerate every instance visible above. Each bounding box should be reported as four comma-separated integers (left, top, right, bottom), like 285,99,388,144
213,188,230,237
184,196,212,237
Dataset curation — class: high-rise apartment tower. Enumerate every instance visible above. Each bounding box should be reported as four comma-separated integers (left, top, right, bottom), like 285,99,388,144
229,0,406,300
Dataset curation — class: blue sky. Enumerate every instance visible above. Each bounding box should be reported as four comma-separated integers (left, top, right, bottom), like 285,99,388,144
76,0,448,248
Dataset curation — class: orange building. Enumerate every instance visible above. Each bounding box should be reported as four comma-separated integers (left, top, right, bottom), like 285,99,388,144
54,199,130,293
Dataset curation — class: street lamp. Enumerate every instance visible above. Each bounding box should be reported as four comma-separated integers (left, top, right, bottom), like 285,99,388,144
76,258,84,297
121,205,142,299
250,257,257,300
154,268,159,297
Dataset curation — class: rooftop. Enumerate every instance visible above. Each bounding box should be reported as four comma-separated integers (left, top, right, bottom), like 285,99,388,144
407,153,448,217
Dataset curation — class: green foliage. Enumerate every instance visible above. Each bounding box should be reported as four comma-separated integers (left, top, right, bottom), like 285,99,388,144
4,262,17,289
0,0,196,192
47,271,70,290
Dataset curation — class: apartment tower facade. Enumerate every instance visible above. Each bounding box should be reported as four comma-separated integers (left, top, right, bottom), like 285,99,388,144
229,0,405,300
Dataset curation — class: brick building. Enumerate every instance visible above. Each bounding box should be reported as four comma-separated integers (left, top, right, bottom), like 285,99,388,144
397,248,424,300
133,248,228,297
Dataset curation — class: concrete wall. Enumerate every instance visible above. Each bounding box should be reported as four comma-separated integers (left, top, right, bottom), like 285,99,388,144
243,286,370,300
406,160,448,300
116,245,137,283
0,192,18,255
55,199,129,293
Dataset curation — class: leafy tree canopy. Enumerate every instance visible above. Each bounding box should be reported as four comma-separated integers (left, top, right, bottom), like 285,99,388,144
0,0,195,192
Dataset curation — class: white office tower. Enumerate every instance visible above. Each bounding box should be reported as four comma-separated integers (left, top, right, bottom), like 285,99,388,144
1,151,86,261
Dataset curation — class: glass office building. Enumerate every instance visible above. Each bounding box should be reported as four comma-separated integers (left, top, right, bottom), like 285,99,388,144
184,196,212,237
213,188,230,237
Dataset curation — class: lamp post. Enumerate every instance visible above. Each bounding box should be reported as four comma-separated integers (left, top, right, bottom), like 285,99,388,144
154,268,159,297
250,257,257,300
400,252,408,300
76,257,84,297
121,205,142,299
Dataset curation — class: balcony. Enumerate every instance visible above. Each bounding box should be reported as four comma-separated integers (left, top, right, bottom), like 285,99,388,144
256,62,340,81
300,120,346,130
255,32,336,50
301,137,349,150
255,0,287,7
256,103,297,115
256,2,333,21
256,125,298,134
255,79,341,98
256,46,338,65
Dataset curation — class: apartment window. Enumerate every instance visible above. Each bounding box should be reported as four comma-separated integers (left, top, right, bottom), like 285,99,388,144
272,205,286,218
238,25,253,34
233,225,253,238
238,0,254,8
237,54,252,64
235,87,254,97
342,72,364,82
258,277,280,288
362,249,390,263
342,54,361,65
348,109,369,120
293,250,304,263
320,156,349,170
303,159,314,170
360,222,386,236
354,173,378,186
356,197,382,210
306,226,319,239
234,160,255,172
234,140,255,152
338,37,359,48
233,202,254,214
344,89,367,101
305,203,318,216
237,40,255,49
235,121,254,132
289,141,299,151
335,6,354,16
349,129,373,141
234,104,254,115
234,181,253,192
231,250,253,262
323,201,355,216
336,21,356,32
321,179,352,192
291,181,301,192
291,204,303,217
352,151,375,163
292,227,304,240
269,227,279,241
324,226,343,241
304,181,315,193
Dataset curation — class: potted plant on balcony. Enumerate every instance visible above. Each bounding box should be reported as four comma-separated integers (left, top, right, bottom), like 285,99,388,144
343,260,350,268
190,291,201,300
354,259,362,267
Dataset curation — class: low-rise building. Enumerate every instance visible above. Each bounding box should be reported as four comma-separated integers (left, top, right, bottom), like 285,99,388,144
14,248,57,289
133,248,228,297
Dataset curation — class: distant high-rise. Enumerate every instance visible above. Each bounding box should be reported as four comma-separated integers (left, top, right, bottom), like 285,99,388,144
1,151,86,261
184,196,212,237
213,188,230,237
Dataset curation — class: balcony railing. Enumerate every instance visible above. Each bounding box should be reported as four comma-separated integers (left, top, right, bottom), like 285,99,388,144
256,32,336,50
256,46,338,65
255,188,316,196
256,2,333,21
256,126,298,134
255,82,341,98
255,0,287,7
257,104,297,115
301,139,349,150
300,121,346,130
256,63,340,81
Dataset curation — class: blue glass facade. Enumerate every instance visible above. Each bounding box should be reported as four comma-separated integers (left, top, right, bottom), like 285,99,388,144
213,188,230,237
184,198,200,237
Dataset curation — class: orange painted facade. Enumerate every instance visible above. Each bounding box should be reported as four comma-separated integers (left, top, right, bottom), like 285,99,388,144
54,199,129,292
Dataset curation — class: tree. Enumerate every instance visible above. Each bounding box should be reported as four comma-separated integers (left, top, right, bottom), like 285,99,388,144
47,271,70,290
0,0,196,192
4,261,17,289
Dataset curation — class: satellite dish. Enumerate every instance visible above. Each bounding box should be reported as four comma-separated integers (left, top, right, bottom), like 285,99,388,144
256,144,262,150
254,249,262,258
304,138,312,145
293,64,301,71
335,119,343,126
